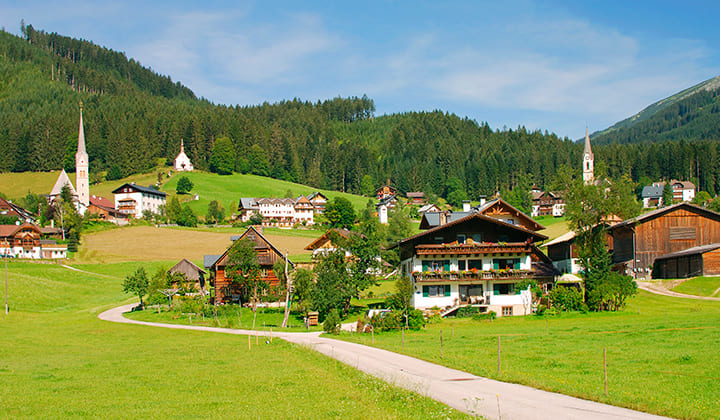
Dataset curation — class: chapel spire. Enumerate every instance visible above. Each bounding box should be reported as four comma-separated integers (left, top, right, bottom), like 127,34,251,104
75,103,90,208
582,125,594,185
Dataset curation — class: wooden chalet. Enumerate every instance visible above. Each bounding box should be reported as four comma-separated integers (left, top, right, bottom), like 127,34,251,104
168,258,208,293
0,223,66,259
406,192,425,205
376,184,397,201
608,203,720,277
397,212,554,317
304,228,356,258
87,196,127,224
210,226,294,304
531,191,565,217
308,192,328,213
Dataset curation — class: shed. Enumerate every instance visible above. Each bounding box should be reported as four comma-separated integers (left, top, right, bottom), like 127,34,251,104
652,243,720,279
168,258,208,292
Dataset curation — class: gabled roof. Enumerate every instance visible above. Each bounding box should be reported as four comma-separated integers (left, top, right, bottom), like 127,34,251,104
308,192,328,201
0,197,35,222
543,230,576,247
0,223,41,238
304,228,359,250
203,254,221,269
418,204,441,214
50,169,77,197
641,184,664,199
377,195,398,207
213,226,294,269
609,202,720,231
419,198,545,232
397,212,547,249
111,183,167,197
406,192,424,199
168,258,207,280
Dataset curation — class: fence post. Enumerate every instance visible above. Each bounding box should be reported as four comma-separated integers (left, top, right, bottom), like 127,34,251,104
604,347,608,396
440,329,443,358
497,335,501,375
402,327,405,350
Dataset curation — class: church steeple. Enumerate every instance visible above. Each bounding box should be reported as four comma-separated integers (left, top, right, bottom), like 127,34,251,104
582,126,594,185
75,103,89,208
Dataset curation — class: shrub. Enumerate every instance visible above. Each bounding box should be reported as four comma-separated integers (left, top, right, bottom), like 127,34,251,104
456,306,480,318
323,309,341,334
472,310,496,321
548,286,585,312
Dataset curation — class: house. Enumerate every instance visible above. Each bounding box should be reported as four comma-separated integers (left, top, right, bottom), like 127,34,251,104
376,184,397,201
308,192,328,213
420,198,545,232
236,196,315,227
641,180,696,208
396,212,553,317
0,197,36,224
168,258,207,293
652,243,720,279
112,183,167,219
544,228,616,275
608,203,720,277
417,203,441,215
87,196,128,224
531,191,565,217
173,139,194,171
406,192,425,205
209,226,294,304
0,223,67,259
304,228,358,259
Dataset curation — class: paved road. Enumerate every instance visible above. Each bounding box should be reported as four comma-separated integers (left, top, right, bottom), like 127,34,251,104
636,281,720,301
100,304,671,419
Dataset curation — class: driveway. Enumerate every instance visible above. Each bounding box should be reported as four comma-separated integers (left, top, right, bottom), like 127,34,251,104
100,304,670,420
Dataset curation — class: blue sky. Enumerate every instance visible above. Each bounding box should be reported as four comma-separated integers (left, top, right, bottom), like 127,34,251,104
2,0,719,139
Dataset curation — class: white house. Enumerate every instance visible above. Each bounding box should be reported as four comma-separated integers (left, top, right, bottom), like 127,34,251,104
0,224,67,259
236,196,315,226
112,183,167,219
397,212,555,317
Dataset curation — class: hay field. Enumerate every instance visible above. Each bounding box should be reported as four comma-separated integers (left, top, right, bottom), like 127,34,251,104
76,225,315,264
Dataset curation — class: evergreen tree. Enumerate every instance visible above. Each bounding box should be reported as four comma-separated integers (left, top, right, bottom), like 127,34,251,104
209,137,235,175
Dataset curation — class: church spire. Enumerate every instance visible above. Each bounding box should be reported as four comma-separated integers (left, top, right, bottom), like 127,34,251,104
75,103,89,209
180,138,185,153
78,102,86,155
582,125,594,185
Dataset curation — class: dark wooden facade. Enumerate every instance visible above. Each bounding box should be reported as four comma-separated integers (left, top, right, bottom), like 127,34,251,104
652,245,720,279
211,226,293,304
609,203,720,275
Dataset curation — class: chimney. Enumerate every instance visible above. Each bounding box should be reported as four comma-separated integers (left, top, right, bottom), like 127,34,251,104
479,195,487,207
439,212,447,225
462,200,471,212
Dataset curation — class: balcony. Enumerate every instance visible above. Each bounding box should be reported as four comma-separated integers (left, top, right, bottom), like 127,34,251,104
412,270,533,282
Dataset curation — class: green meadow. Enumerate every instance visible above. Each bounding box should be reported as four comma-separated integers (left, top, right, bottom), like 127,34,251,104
335,292,720,420
0,260,471,419
672,276,720,297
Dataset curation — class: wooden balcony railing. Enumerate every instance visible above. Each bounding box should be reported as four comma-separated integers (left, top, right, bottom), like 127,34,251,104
412,270,533,282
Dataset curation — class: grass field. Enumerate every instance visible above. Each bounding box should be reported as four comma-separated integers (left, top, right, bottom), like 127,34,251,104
334,292,720,419
0,260,470,419
534,215,571,242
673,276,720,297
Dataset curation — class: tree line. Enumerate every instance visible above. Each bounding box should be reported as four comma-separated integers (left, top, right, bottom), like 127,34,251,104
3,25,720,203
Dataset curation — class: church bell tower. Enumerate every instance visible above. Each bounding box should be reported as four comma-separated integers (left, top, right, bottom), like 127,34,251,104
75,104,90,208
582,126,594,185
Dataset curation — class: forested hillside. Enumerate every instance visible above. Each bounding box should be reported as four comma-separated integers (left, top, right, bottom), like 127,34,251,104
3,25,720,199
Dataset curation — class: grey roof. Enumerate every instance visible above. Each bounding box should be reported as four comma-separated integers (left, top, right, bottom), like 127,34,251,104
610,202,720,230
239,198,258,210
654,243,720,261
203,255,221,269
230,235,241,241
641,184,664,199
112,183,166,197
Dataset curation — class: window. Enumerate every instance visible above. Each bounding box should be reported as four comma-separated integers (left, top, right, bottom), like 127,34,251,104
423,285,450,297
458,260,466,271
493,258,520,270
422,260,450,272
472,234,482,243
433,236,444,244
493,283,515,295
468,259,483,270
502,306,513,316
457,234,466,244
505,219,515,225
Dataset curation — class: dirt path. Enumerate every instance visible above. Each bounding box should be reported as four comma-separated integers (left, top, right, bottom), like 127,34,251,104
99,304,670,420
636,280,720,301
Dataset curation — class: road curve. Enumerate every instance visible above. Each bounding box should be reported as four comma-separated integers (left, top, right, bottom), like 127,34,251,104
636,281,720,301
100,304,671,420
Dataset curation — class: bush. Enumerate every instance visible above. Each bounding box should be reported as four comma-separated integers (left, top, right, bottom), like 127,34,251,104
472,310,496,321
323,309,341,334
456,306,480,318
548,286,585,312
367,309,426,331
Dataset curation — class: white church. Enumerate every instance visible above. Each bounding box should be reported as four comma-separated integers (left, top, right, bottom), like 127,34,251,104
174,139,193,171
49,105,90,215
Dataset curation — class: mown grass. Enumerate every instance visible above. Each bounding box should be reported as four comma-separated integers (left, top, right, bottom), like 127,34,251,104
333,291,720,419
535,215,571,242
0,260,471,419
673,276,720,297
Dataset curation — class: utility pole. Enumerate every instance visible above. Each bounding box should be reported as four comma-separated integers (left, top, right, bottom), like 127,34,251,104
281,249,292,328
5,252,8,315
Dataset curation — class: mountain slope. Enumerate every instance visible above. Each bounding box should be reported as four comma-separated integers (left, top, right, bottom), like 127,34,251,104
592,75,720,145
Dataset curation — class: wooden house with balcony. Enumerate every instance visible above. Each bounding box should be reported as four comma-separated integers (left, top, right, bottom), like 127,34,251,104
0,223,66,259
209,226,294,304
397,212,554,317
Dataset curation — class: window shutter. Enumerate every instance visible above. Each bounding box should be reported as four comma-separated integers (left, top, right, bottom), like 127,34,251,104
514,259,521,269
444,285,451,296
422,261,429,271
443,260,450,271
423,286,429,297
493,284,499,295
493,260,499,270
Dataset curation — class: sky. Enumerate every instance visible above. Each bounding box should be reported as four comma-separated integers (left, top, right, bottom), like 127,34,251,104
2,0,720,139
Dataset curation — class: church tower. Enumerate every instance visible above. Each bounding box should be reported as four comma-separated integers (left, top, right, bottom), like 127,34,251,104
75,104,90,208
582,126,594,185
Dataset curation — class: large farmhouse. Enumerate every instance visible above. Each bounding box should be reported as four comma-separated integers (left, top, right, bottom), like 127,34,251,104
0,223,67,259
397,212,554,317
112,183,167,219
236,197,314,226
208,227,294,304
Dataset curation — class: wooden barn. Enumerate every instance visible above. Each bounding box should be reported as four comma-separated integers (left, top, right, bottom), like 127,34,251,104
608,203,720,277
652,244,720,279
209,226,294,304
168,258,207,293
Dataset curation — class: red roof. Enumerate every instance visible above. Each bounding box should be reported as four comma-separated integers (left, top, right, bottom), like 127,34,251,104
89,195,115,210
